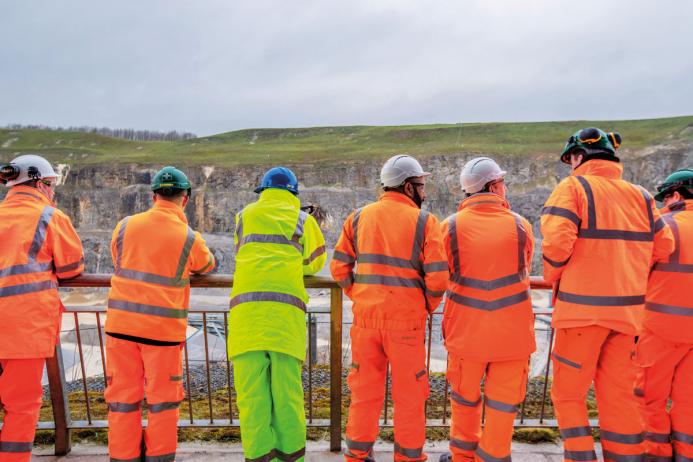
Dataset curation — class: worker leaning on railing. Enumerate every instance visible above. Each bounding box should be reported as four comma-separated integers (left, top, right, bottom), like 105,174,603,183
0,155,85,462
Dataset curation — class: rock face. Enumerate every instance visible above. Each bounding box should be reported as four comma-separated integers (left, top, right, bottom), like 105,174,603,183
3,143,691,274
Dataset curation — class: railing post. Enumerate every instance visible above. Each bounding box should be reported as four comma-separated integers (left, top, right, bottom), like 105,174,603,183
329,287,343,452
46,340,72,455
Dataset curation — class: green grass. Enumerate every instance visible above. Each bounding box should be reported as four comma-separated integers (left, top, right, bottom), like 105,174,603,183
2,115,692,167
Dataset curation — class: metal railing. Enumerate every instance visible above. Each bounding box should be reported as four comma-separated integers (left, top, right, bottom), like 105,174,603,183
43,274,555,455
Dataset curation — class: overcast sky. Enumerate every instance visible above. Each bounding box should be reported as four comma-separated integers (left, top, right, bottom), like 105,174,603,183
1,0,692,136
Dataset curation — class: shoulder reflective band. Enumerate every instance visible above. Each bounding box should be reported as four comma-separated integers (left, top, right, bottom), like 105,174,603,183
115,216,130,271
663,213,681,262
0,280,58,298
28,206,56,260
303,245,326,265
560,426,592,439
575,176,655,242
541,205,581,228
449,216,461,274
107,299,189,319
354,274,424,289
645,302,693,317
0,205,57,281
352,208,363,257
410,210,429,273
291,210,307,243
512,213,527,273
234,213,243,253
229,291,307,312
557,291,645,306
174,227,196,280
600,430,644,444
446,289,529,311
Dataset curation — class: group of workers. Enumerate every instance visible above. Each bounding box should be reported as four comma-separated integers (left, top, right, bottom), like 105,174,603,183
0,126,690,462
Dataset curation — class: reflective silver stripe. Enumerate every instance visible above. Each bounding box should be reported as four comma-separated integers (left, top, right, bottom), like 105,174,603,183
235,213,243,253
601,451,645,461
245,450,275,462
114,268,189,287
654,217,666,232
561,426,591,439
450,272,523,291
192,255,214,273
512,212,527,273
291,210,307,243
450,390,481,407
304,245,326,265
0,441,33,453
144,454,176,462
423,261,448,272
640,187,655,237
0,261,52,278
485,397,519,414
354,274,424,289
0,279,58,298
579,229,654,241
652,262,693,273
394,442,423,459
337,276,354,289
238,234,303,253
110,457,143,462
450,438,478,451
662,213,681,263
345,439,374,452
358,253,415,269
352,208,363,257
645,456,671,462
333,250,355,264
564,449,598,461
557,291,645,306
170,375,183,382
426,288,445,298
275,447,306,462
673,430,693,444
601,430,644,444
543,254,569,268
446,289,529,311
148,400,182,413
542,205,581,227
108,402,141,412
410,210,429,273
475,446,511,462
644,432,670,443
108,299,188,319
674,454,693,462
115,217,129,271
28,206,55,260
55,258,84,274
449,217,461,274
645,302,693,317
576,176,597,229
174,227,196,280
553,353,582,369
230,291,306,312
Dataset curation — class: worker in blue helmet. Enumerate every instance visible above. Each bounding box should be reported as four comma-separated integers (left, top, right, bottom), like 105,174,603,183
229,166,326,461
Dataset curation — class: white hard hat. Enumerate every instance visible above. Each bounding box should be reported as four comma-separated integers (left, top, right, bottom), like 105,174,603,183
380,154,430,188
460,157,506,194
1,154,58,187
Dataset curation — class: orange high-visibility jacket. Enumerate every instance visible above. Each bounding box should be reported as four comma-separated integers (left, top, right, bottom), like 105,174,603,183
331,192,448,330
540,160,675,335
0,186,84,358
644,199,693,343
441,193,536,362
105,199,215,342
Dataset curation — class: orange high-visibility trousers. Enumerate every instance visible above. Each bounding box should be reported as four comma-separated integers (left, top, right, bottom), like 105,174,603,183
446,355,528,462
0,358,44,462
104,336,185,461
634,329,693,461
345,325,430,462
551,325,644,462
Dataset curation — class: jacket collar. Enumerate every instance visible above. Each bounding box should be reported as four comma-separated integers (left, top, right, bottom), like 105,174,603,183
153,198,188,223
379,191,419,208
458,192,509,212
3,185,53,206
573,159,623,179
662,199,693,214
258,188,301,209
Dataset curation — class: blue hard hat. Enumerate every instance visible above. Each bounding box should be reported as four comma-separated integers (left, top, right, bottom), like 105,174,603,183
255,166,299,195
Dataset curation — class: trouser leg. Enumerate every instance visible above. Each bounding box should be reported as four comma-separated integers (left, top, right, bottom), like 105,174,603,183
671,346,693,462
269,351,306,462
234,351,275,461
634,331,685,460
446,354,485,462
142,343,184,461
385,329,429,462
594,331,645,461
105,336,145,461
0,358,44,462
344,326,387,462
551,325,609,462
476,359,529,462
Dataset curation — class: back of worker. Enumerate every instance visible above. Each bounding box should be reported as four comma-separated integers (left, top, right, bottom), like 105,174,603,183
331,155,448,462
0,155,84,462
104,166,214,462
439,158,535,462
228,167,326,462
635,169,693,461
541,128,675,462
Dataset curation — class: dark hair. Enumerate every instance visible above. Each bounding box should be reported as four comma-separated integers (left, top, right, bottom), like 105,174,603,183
154,188,189,200
571,149,620,165
383,176,418,193
674,186,693,200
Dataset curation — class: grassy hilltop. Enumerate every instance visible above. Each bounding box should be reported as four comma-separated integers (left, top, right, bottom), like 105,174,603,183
1,115,692,167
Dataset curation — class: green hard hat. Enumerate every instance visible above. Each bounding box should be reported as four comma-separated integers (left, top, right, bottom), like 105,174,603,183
560,127,622,164
151,166,191,195
654,168,693,202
